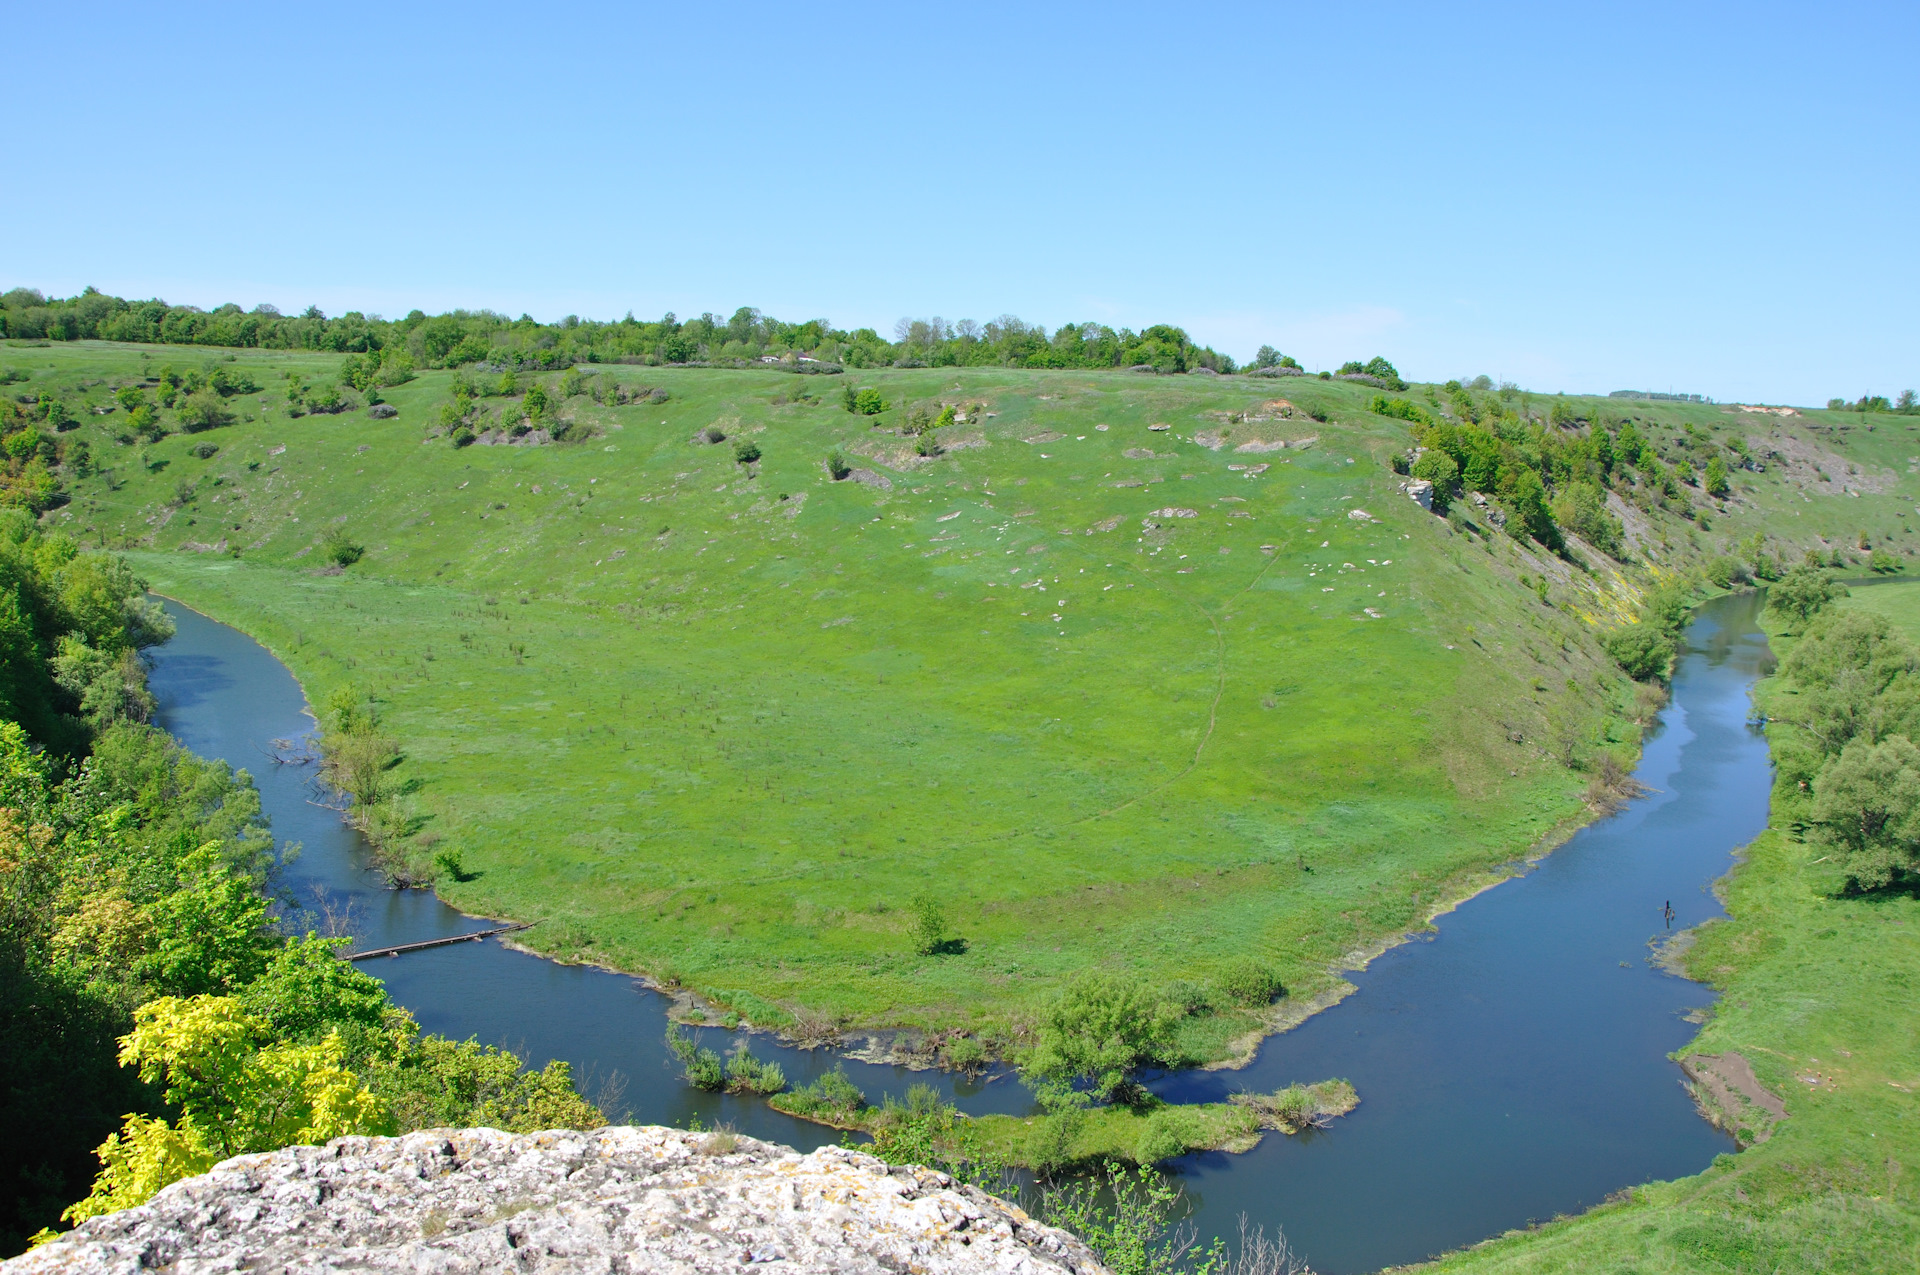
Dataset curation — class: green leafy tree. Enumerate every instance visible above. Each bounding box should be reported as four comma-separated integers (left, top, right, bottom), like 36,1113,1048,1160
137,845,277,997
1500,467,1563,552
910,893,947,955
238,937,390,1040
1767,565,1847,630
1811,735,1920,890
64,995,393,1223
1409,451,1459,512
1022,973,1179,1106
1704,455,1731,498
1776,611,1920,756
523,384,551,422
732,439,761,465
854,388,886,415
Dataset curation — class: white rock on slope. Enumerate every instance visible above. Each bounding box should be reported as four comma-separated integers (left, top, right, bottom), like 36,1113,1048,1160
7,1126,1111,1275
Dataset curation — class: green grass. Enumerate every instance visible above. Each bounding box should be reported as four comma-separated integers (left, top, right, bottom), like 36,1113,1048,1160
768,1080,1359,1170
1417,587,1920,1274
17,339,1918,1060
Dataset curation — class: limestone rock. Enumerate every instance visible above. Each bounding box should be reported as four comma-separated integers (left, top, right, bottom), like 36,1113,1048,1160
8,1126,1110,1275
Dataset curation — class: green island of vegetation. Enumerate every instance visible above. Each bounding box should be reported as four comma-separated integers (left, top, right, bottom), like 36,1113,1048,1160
4,286,1920,1269
770,1064,1359,1173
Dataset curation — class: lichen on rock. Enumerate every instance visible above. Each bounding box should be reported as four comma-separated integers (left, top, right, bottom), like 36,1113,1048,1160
8,1126,1111,1274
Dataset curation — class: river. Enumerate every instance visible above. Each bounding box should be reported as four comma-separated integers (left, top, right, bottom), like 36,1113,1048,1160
146,590,1771,1274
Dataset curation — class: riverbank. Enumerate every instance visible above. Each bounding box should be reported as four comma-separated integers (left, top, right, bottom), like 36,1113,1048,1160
1414,589,1920,1274
142,578,1778,1273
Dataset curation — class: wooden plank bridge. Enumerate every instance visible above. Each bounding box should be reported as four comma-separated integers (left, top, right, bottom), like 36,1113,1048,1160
343,922,536,961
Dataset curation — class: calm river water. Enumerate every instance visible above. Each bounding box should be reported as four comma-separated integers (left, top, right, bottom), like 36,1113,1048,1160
146,591,1769,1273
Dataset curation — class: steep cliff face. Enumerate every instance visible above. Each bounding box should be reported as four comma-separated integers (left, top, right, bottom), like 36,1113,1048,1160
8,1127,1110,1274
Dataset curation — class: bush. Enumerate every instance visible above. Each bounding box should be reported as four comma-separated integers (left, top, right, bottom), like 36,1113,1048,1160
703,425,726,444
910,894,947,955
665,1024,724,1091
1871,549,1904,574
1217,959,1283,1007
1027,1110,1084,1176
944,1035,988,1072
724,1045,786,1095
1132,1107,1198,1165
321,527,365,568
304,386,349,415
1369,395,1434,427
189,442,218,460
732,439,761,465
1604,623,1675,682
854,388,886,415
826,450,851,480
781,1065,866,1119
175,392,232,433
1550,482,1624,557
1706,556,1752,589
128,403,164,441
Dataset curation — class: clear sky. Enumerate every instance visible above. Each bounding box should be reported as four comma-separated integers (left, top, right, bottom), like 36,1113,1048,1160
6,1,1913,405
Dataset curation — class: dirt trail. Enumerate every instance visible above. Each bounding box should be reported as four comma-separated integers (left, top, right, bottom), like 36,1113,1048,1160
1681,1051,1787,1144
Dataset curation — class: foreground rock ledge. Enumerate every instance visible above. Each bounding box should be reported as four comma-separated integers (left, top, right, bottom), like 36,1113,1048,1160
9,1126,1111,1274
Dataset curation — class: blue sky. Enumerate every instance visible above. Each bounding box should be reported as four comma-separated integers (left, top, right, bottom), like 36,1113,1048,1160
6,2,1913,404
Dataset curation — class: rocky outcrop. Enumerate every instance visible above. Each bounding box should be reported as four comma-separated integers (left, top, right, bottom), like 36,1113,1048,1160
8,1127,1109,1275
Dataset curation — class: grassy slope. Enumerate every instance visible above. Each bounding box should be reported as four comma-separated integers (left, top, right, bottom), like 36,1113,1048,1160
16,339,1917,1059
1418,584,1920,1274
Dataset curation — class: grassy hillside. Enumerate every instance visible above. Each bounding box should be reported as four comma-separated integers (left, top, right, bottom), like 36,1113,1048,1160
9,338,1915,1060
1418,583,1920,1274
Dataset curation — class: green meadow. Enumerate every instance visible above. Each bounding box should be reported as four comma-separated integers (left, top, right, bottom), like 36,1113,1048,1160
14,338,1919,1060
